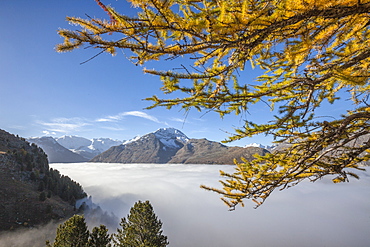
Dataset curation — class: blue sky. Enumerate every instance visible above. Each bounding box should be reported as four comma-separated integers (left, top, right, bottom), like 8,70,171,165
0,0,273,146
0,0,350,146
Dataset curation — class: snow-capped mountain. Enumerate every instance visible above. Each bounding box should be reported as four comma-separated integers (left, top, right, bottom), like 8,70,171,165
89,138,124,153
92,128,268,164
153,128,189,149
92,128,186,163
56,136,91,150
28,135,124,162
55,136,123,160
122,128,189,149
244,143,276,150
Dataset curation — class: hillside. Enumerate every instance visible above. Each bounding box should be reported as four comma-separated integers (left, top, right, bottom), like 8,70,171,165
0,129,86,231
92,128,269,164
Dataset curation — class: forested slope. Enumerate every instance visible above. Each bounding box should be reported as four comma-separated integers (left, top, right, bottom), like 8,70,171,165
0,129,86,231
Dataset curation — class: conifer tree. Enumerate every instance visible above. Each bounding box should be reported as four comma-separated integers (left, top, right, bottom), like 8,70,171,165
113,201,169,247
57,0,370,208
89,225,112,247
47,215,89,247
39,191,46,202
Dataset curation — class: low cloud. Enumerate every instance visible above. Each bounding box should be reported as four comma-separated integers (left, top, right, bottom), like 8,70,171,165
0,221,60,247
42,130,56,136
49,163,370,247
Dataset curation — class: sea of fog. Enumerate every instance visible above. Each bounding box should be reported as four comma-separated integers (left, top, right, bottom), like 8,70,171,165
2,163,370,247
51,163,370,247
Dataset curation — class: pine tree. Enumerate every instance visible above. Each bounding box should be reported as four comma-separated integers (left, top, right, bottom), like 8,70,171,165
89,225,112,247
47,215,89,247
113,201,168,247
57,0,370,208
39,191,46,202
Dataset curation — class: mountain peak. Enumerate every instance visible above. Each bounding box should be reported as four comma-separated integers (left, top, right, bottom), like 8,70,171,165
153,127,188,140
153,128,189,149
92,129,270,164
56,136,91,149
88,138,123,152
29,136,58,144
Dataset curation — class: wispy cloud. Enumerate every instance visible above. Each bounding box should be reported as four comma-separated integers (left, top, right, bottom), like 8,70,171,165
96,111,161,123
170,117,188,123
38,117,91,134
36,111,165,137
101,126,126,131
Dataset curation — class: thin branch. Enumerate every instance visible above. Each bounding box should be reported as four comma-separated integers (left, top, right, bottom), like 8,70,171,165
80,50,105,65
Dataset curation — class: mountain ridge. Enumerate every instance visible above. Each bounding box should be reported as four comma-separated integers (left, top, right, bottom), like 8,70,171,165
56,136,123,159
28,136,124,162
92,128,269,164
28,128,270,164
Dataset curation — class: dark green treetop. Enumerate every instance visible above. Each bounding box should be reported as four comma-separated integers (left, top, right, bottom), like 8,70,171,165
47,215,89,247
89,225,112,247
113,200,169,247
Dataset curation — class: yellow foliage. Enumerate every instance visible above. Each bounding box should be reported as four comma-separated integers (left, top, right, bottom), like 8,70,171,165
285,0,360,11
57,0,370,209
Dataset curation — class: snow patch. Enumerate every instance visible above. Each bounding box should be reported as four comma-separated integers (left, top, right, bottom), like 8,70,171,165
244,143,276,150
123,135,141,145
245,143,265,148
